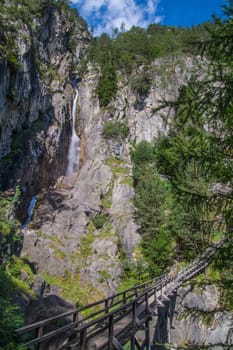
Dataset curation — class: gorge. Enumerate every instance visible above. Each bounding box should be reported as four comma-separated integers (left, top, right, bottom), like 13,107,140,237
0,1,232,349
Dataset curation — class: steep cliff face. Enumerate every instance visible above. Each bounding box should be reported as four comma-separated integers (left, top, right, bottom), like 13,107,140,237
153,284,232,348
0,4,90,219
170,284,233,347
20,57,198,304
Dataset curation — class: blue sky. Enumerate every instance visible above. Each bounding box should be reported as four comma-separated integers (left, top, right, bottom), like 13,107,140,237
71,0,224,35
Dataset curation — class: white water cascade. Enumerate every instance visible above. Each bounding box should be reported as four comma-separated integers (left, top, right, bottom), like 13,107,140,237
66,89,80,175
21,195,37,229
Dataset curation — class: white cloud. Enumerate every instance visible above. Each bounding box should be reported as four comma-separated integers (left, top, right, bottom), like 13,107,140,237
71,0,163,35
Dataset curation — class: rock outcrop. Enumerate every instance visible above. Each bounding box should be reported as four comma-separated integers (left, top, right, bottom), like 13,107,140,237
171,285,233,348
20,57,198,305
0,4,90,219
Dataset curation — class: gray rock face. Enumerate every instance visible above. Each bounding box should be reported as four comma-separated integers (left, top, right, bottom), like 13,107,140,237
169,285,233,347
0,6,90,219
112,56,199,144
21,57,200,305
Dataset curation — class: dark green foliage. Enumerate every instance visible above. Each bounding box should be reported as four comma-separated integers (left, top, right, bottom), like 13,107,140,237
132,142,185,275
0,189,21,264
0,297,24,350
151,1,233,307
130,4,233,294
86,22,212,105
213,240,233,310
0,268,25,349
131,67,151,97
89,34,117,106
118,239,150,289
92,213,108,229
131,141,155,165
97,65,117,106
0,192,32,348
102,121,129,140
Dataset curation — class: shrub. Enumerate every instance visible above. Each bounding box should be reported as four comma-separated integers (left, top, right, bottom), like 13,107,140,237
102,121,129,140
92,214,108,229
97,66,117,107
131,69,150,97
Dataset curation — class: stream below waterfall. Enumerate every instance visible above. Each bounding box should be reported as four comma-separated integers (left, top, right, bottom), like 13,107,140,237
66,89,80,175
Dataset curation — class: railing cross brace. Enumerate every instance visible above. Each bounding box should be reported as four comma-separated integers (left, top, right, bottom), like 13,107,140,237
112,336,125,350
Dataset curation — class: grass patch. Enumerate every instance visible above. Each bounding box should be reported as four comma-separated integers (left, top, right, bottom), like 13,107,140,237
102,121,129,140
43,271,105,307
49,245,66,260
35,231,63,245
80,231,95,259
120,177,133,186
98,269,111,284
1,260,35,298
92,213,108,229
212,231,223,243
106,157,129,176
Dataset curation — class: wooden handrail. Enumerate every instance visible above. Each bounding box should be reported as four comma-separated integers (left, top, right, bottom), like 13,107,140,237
16,274,166,336
16,239,225,349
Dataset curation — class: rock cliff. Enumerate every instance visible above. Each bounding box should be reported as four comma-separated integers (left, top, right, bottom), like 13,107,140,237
171,284,233,347
0,3,90,219
20,56,198,304
153,284,232,349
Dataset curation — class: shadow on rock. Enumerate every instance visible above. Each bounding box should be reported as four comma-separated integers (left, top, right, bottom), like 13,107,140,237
25,294,75,350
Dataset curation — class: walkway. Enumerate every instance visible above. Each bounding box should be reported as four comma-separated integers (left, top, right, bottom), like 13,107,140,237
16,238,225,350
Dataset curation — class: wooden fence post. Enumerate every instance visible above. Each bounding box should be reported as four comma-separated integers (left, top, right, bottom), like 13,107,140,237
109,315,114,350
35,326,43,350
80,328,87,350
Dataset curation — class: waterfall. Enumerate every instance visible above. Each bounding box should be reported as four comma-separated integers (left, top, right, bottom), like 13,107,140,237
21,195,37,229
66,89,80,175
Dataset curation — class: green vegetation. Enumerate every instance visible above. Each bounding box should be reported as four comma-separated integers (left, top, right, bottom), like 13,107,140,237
79,230,95,259
106,156,128,176
97,63,117,106
0,189,21,263
0,261,34,349
92,213,108,229
85,21,213,105
0,295,24,350
0,190,36,348
100,178,114,209
131,66,151,97
43,271,104,306
0,0,87,68
118,240,150,291
102,121,129,140
131,141,184,275
98,269,111,284
131,1,233,309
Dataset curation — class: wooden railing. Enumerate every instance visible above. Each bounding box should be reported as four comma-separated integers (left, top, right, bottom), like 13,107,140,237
16,239,225,349
16,275,166,349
